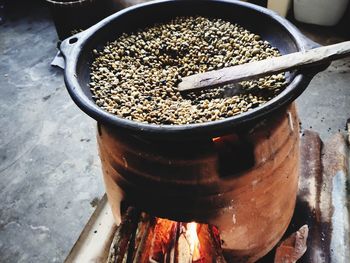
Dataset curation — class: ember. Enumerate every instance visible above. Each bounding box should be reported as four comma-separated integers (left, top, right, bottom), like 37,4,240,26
212,137,221,142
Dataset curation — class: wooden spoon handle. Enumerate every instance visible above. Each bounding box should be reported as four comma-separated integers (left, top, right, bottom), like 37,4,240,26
178,41,350,92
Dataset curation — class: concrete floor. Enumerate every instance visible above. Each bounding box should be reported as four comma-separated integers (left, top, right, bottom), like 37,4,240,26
0,3,104,263
0,2,349,263
297,57,350,139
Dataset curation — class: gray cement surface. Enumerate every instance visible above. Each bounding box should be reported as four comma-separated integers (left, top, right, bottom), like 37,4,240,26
0,3,104,263
0,2,349,263
296,57,350,139
295,27,350,140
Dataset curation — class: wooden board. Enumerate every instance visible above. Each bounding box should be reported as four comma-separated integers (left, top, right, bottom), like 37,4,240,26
64,195,117,263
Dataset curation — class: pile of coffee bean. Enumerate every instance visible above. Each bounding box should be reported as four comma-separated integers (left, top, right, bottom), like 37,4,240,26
90,16,286,125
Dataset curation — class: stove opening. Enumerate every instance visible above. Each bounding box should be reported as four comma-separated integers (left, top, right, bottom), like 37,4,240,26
108,207,226,263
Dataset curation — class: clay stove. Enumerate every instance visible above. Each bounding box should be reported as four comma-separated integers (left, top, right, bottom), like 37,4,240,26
64,127,350,263
98,103,300,262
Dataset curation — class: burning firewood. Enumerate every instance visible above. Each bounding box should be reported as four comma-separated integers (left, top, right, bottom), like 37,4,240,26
107,209,227,263
274,225,309,263
149,218,179,262
131,213,155,262
107,207,140,263
198,225,227,263
177,229,192,263
176,223,202,263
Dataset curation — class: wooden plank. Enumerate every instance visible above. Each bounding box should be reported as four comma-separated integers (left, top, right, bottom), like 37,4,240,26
64,194,117,263
321,133,350,262
107,207,140,263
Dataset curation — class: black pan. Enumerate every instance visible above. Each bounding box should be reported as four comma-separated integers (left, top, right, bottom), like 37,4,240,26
59,0,327,139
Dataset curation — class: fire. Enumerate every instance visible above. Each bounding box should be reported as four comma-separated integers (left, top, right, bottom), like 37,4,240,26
149,219,205,262
185,222,201,262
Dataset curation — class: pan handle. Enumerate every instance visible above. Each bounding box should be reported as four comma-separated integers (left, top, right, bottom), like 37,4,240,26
58,31,85,64
297,33,330,75
299,33,322,50
57,25,96,69
53,34,82,70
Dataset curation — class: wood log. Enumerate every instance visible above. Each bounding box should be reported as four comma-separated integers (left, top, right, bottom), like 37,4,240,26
164,222,179,263
107,207,140,263
149,218,179,263
274,225,309,263
132,213,155,263
108,211,227,263
177,233,192,263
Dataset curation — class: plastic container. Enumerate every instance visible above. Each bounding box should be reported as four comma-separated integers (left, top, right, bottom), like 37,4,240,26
46,0,115,40
267,0,291,17
294,0,349,26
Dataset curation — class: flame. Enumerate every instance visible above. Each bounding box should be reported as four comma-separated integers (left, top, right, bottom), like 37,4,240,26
185,222,201,262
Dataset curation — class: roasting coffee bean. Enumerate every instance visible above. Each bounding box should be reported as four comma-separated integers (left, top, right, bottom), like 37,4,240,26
90,16,286,125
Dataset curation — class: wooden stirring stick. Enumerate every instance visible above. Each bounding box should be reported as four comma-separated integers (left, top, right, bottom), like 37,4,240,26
178,41,350,92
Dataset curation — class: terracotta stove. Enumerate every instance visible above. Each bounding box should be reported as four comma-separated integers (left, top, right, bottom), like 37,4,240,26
98,103,300,262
